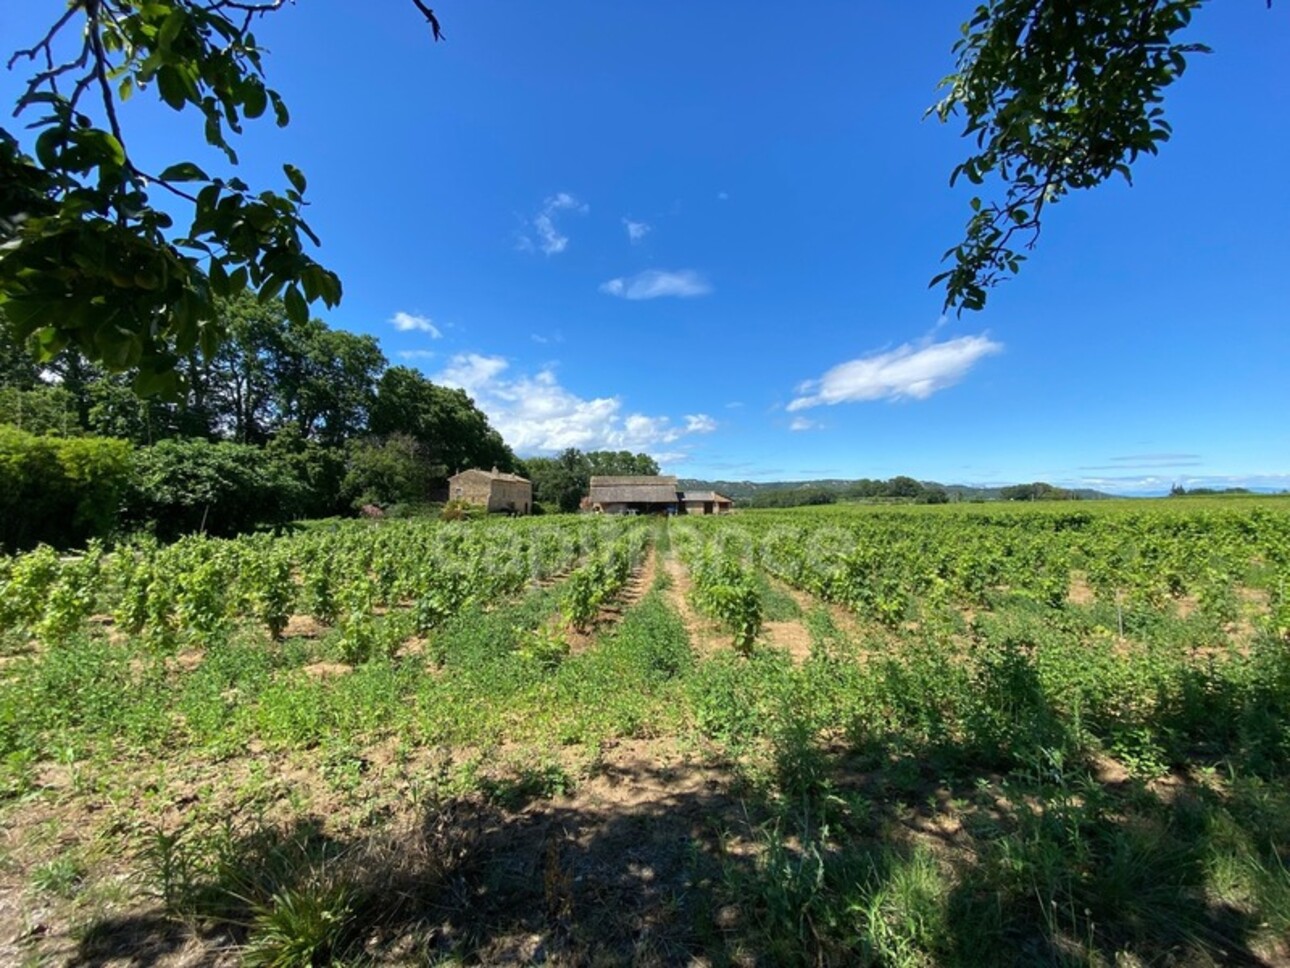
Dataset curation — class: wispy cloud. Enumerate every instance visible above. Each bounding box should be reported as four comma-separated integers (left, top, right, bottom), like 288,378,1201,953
530,331,565,345
600,269,712,300
1079,454,1204,471
789,416,817,431
390,312,441,337
435,353,717,456
517,192,587,255
1072,473,1290,495
622,218,651,243
397,349,438,361
788,333,1002,410
1111,453,1202,463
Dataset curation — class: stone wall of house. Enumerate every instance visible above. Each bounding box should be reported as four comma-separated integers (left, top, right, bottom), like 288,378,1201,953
453,475,494,508
488,479,531,513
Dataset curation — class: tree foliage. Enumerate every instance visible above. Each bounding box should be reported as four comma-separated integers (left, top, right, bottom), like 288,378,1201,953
0,1,441,388
123,436,310,540
933,0,1215,311
0,292,514,540
1000,481,1078,501
343,433,434,510
525,449,662,513
370,367,516,481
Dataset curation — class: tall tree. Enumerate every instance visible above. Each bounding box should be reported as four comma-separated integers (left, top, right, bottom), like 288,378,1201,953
262,318,385,446
525,449,593,513
369,366,514,482
585,450,661,477
0,308,40,389
207,293,287,445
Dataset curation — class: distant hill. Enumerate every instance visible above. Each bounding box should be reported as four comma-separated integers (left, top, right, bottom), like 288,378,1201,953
679,478,1114,503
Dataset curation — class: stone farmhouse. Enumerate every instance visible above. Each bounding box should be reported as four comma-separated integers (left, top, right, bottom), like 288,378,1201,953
585,476,733,515
448,468,532,515
680,490,734,516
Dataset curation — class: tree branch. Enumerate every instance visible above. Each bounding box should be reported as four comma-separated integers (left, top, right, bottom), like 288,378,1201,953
409,0,445,41
6,3,81,72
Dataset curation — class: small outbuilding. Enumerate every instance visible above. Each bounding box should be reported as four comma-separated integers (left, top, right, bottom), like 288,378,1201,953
587,475,682,515
448,467,532,515
679,490,734,515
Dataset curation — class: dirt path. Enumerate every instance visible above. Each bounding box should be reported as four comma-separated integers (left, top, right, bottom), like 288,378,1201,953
617,543,658,612
565,543,658,654
761,620,813,664
663,548,817,664
764,572,874,648
660,549,729,657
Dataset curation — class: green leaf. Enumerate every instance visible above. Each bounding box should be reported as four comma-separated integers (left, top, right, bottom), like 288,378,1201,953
283,284,308,327
269,90,290,127
158,161,210,182
283,164,307,194
158,9,188,51
133,365,181,399
209,259,230,297
243,81,267,119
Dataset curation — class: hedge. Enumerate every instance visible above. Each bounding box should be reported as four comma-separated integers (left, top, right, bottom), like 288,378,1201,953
0,426,133,552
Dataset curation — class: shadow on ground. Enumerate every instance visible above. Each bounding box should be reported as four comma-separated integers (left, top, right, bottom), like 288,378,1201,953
62,739,1288,967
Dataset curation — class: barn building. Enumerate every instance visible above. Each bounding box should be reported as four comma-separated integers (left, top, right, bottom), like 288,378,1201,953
448,467,532,515
587,475,680,515
586,476,734,515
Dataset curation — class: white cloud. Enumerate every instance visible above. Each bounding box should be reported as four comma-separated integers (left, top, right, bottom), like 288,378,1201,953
652,451,691,467
599,269,712,300
518,192,587,255
437,353,508,389
788,333,1002,410
789,416,817,431
622,218,651,243
390,312,441,337
684,413,717,433
397,349,437,361
434,353,715,456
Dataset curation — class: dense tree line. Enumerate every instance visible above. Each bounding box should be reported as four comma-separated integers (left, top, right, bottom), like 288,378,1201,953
746,477,952,509
999,482,1079,502
0,294,523,549
525,449,661,513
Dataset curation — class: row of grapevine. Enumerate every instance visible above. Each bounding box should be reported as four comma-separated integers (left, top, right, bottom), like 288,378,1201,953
0,516,639,650
673,524,763,652
560,524,651,631
680,502,1290,632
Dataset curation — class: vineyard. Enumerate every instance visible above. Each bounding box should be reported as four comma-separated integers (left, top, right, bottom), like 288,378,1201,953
1,500,1289,965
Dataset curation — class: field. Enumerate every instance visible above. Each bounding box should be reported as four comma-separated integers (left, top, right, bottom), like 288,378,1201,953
1,500,1289,966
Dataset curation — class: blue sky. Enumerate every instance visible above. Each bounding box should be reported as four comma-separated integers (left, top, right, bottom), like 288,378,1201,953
4,2,1288,493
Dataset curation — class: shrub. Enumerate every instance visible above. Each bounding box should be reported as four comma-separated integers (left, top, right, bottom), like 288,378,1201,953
123,438,309,540
0,426,133,551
